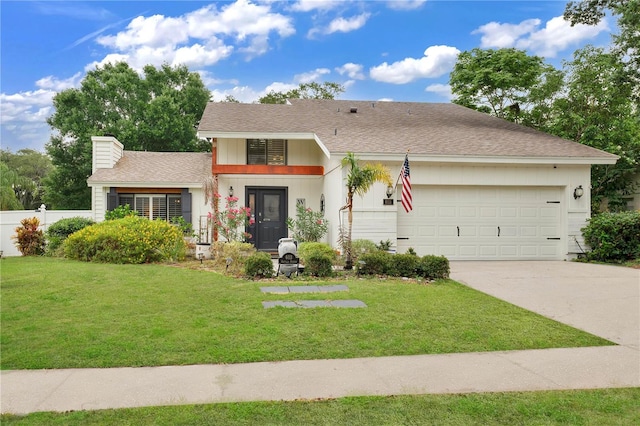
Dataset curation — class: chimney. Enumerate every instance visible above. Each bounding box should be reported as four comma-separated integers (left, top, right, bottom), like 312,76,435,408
91,135,124,173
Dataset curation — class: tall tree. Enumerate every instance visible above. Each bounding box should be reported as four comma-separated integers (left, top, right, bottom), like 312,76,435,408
565,0,639,101
44,62,211,209
449,48,562,123
549,46,640,211
0,149,52,209
339,152,392,270
258,82,345,104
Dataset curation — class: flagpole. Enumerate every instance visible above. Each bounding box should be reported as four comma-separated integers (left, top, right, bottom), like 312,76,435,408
393,150,410,190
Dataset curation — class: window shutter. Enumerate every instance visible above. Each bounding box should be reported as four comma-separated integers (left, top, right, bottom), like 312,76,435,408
247,139,267,164
268,139,286,165
180,189,192,223
107,188,117,211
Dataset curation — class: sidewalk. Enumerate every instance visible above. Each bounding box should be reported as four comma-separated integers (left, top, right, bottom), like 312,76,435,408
2,345,638,415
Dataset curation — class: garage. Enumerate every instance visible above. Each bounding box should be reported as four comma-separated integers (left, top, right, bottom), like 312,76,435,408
396,186,564,260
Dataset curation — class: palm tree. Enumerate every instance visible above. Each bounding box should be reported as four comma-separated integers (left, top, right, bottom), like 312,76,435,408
340,152,392,269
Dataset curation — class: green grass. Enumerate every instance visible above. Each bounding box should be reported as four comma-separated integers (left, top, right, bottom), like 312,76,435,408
0,257,611,370
2,388,639,425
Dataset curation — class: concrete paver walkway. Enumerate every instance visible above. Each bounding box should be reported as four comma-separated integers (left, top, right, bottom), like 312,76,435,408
2,261,638,415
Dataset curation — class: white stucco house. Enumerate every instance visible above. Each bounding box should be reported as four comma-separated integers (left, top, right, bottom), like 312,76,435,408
88,99,618,260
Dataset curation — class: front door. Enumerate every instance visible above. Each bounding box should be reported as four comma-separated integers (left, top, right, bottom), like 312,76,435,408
247,187,287,251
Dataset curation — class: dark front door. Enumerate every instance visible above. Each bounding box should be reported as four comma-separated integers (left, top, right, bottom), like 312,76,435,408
247,187,287,251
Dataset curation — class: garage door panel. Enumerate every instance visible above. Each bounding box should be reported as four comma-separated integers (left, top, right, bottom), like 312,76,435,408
396,186,563,260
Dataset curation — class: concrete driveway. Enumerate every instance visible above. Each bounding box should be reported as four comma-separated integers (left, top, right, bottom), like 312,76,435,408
450,261,640,349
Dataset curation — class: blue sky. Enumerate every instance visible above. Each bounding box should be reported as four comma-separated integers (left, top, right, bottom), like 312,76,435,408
1,1,611,153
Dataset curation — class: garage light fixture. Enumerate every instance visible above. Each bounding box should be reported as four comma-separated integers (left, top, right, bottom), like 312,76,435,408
386,185,394,198
573,185,584,200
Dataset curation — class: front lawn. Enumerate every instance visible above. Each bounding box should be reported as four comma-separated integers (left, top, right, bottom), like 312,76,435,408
0,257,611,370
3,388,639,425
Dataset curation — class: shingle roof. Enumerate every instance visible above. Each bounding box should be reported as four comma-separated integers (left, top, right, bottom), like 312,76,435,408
198,99,617,160
88,151,211,185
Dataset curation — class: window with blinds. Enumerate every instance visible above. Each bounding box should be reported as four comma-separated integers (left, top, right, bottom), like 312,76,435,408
247,139,287,165
118,194,182,221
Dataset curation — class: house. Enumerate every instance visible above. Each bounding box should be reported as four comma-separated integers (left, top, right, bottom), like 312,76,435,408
89,99,618,260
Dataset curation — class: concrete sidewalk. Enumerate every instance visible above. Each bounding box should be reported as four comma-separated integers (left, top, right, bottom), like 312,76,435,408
1,346,638,415
2,261,639,415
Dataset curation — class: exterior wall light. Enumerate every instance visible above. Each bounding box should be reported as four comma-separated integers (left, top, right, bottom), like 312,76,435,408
229,186,234,197
573,185,584,199
386,185,394,198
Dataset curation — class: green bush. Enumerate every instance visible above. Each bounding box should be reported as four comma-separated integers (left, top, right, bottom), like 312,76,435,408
64,216,186,264
105,204,137,220
305,253,334,277
418,255,450,280
582,211,640,262
357,251,392,275
46,216,95,254
298,242,336,263
213,241,256,275
12,217,45,256
351,239,378,261
390,253,420,277
244,251,274,278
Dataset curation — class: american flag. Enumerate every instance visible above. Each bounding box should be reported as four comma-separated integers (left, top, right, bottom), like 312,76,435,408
400,154,412,213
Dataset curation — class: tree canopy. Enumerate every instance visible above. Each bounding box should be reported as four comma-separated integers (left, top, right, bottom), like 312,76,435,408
449,48,561,122
44,62,211,209
0,149,52,210
258,82,345,104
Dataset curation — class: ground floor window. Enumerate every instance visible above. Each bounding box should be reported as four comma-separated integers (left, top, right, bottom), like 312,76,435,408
118,194,182,221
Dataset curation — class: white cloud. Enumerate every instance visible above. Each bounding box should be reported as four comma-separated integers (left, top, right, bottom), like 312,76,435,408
326,13,370,34
473,19,540,49
386,1,427,11
0,89,57,151
473,16,609,58
425,83,453,100
35,73,83,91
290,0,341,12
336,63,365,80
294,68,331,84
93,0,294,69
370,45,460,84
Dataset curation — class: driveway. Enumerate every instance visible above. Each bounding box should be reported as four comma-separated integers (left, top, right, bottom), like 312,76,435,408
450,261,640,349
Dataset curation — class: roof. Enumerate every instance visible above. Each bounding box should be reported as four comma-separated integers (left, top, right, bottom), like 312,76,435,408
198,99,618,161
88,151,211,186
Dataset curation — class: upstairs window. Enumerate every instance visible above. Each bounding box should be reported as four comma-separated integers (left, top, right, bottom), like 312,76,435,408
247,139,287,165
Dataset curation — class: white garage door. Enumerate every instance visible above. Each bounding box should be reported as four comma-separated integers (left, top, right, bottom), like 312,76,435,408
396,186,563,260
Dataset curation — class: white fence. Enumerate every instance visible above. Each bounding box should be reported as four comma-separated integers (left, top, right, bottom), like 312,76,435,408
0,209,93,257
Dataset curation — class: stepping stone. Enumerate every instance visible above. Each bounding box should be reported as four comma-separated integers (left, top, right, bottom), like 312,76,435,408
330,300,367,308
260,286,290,294
318,285,349,292
262,300,367,309
288,285,320,293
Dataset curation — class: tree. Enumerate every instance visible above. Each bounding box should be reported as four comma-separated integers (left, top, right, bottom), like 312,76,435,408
339,152,392,270
548,46,640,212
1,162,30,210
0,149,52,209
258,82,345,104
44,62,211,209
449,48,562,122
565,0,640,101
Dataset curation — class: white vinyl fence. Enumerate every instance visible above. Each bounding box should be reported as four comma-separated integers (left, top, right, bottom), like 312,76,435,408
0,208,92,257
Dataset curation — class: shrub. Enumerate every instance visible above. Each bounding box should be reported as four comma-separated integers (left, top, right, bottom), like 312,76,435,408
376,239,393,251
104,204,137,220
357,251,392,275
244,251,274,278
305,253,334,277
286,203,329,242
46,216,95,254
12,217,45,256
63,216,186,264
418,255,450,280
351,239,378,261
582,211,640,262
212,241,256,275
298,242,336,263
390,253,420,277
170,216,195,237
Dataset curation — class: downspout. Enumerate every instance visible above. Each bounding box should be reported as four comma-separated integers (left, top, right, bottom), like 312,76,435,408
211,138,219,242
